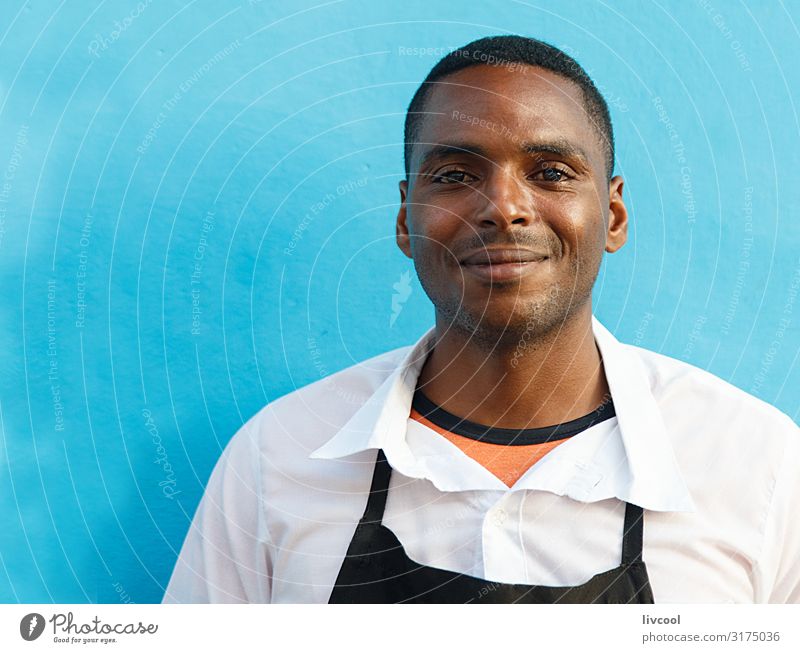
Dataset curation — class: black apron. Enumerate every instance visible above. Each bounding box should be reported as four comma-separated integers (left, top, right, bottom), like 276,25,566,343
329,449,655,603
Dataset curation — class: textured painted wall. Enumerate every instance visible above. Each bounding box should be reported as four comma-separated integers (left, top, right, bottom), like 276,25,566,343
1,0,798,602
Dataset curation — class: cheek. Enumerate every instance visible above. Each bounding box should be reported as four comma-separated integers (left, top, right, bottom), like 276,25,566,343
413,239,460,276
548,201,606,255
408,210,463,262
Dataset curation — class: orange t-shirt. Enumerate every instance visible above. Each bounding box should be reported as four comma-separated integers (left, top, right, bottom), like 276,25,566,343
409,391,614,487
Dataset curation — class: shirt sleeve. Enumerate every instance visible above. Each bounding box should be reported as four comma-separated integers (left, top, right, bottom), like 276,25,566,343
761,416,800,604
162,413,271,603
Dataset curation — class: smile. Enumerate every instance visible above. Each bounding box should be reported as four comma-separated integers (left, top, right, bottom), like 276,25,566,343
460,259,548,282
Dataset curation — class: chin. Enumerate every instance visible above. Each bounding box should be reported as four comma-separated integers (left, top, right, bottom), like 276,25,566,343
455,303,560,345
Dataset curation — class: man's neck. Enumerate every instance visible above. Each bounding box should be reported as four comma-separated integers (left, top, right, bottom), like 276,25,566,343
415,305,609,429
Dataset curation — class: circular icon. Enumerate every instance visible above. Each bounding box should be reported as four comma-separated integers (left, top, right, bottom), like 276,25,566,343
20,613,45,641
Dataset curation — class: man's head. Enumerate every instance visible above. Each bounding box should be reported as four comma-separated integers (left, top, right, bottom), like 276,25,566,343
396,35,628,353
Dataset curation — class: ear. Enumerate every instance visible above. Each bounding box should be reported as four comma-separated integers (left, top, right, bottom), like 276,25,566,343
605,175,628,253
396,179,413,259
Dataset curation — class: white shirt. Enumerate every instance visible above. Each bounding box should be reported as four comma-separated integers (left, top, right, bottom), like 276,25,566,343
163,317,800,603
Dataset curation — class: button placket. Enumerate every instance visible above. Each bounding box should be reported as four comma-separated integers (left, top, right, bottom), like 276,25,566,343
481,493,527,581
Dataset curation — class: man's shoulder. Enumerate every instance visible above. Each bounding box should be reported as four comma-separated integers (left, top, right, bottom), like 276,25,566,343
230,343,413,455
627,342,798,434
273,342,410,409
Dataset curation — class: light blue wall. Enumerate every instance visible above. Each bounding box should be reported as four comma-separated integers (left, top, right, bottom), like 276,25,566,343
1,0,798,603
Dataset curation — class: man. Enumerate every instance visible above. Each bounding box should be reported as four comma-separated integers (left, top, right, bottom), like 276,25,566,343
164,35,800,603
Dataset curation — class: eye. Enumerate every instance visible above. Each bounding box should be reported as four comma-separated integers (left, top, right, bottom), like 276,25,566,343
430,168,476,184
531,165,573,183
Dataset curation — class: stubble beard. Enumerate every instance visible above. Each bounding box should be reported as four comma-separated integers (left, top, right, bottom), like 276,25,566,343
419,255,596,358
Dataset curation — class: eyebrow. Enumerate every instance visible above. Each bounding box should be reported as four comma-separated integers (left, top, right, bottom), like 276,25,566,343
416,139,591,172
521,140,591,166
416,143,490,171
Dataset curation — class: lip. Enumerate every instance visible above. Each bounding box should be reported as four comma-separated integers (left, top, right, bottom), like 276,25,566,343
459,248,549,282
461,260,547,282
459,247,549,265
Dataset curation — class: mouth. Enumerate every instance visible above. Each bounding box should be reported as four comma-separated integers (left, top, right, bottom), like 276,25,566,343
459,248,550,283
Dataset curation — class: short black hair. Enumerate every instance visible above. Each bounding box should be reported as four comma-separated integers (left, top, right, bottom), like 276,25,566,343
403,35,615,181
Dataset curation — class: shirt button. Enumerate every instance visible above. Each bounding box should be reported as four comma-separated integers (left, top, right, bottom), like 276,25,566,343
492,508,507,526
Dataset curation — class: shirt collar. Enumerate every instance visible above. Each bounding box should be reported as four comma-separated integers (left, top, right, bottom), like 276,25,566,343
590,317,695,512
309,326,436,469
310,317,695,513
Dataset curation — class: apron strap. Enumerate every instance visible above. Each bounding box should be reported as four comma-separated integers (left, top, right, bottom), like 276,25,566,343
621,502,645,565
361,449,392,525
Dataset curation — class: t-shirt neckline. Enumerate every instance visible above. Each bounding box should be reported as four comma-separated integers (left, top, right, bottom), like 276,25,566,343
410,388,616,446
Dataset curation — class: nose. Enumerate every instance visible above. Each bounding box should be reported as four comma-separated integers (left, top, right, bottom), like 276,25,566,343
472,167,534,230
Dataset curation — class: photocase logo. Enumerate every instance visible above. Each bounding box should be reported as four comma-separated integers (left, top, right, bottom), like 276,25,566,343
20,613,45,641
390,271,413,327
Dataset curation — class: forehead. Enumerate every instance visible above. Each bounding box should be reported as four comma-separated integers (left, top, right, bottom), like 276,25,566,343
413,64,603,170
